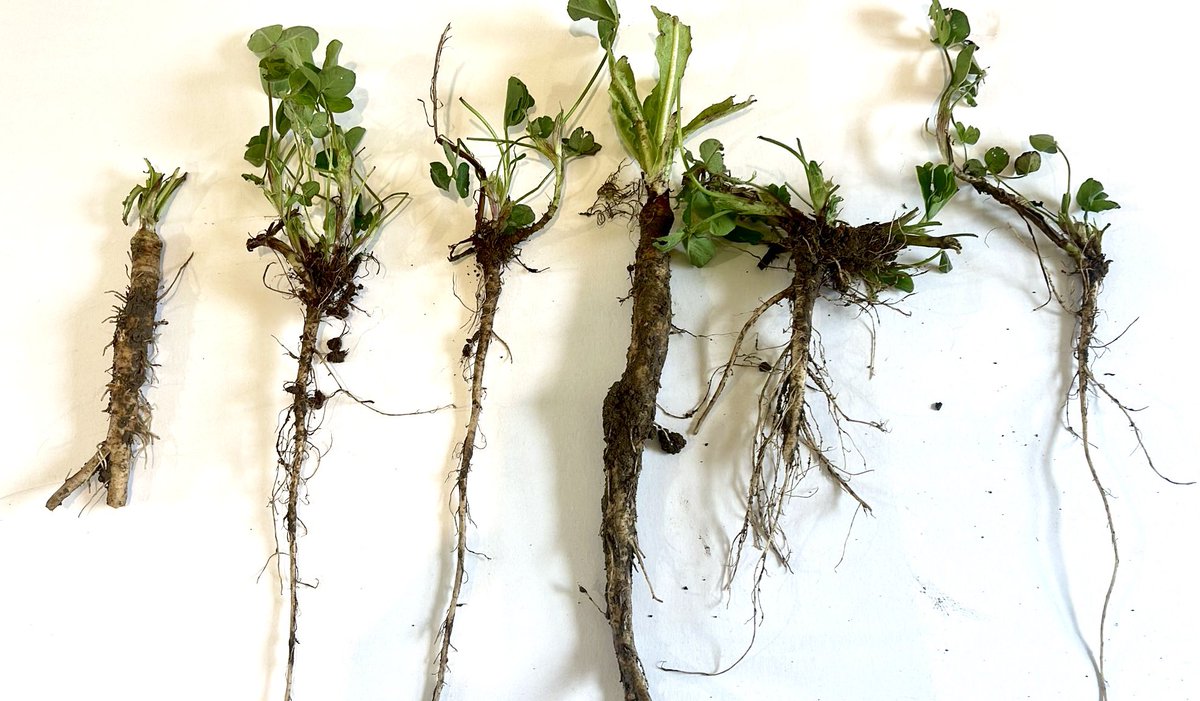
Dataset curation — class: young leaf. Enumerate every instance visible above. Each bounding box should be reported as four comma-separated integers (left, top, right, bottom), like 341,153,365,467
938,250,953,273
563,127,601,157
1076,178,1120,213
1029,133,1058,153
430,162,452,191
1013,150,1041,176
528,115,555,140
504,77,536,129
984,146,1010,174
954,121,980,145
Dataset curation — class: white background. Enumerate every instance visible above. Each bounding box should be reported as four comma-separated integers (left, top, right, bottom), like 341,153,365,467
1,1,1196,700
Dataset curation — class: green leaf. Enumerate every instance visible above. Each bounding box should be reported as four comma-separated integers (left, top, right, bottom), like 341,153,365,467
963,158,987,178
315,150,333,171
686,235,716,267
947,9,971,45
642,7,692,156
698,138,725,174
298,180,321,206
325,95,354,113
681,96,754,139
567,0,620,49
955,121,980,145
321,65,356,99
430,162,452,191
442,142,459,167
507,203,536,230
708,213,735,238
1013,150,1041,176
528,115,555,140
951,42,976,90
454,162,471,198
654,228,686,252
764,183,791,205
984,146,1010,174
562,126,601,157
244,127,269,167
938,251,953,273
309,120,330,139
725,227,763,245
893,272,914,293
916,162,958,220
344,126,366,152
322,39,343,70
607,56,651,167
1029,133,1058,154
247,25,283,55
1076,178,1120,213
504,76,536,129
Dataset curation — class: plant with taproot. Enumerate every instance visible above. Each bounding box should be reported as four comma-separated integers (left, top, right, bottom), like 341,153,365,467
422,23,602,700
241,24,405,701
676,134,963,664
568,0,752,698
46,162,187,510
926,3,1192,698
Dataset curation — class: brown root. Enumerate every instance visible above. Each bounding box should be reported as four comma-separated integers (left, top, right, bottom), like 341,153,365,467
431,255,504,701
47,226,163,510
251,222,369,701
599,187,674,701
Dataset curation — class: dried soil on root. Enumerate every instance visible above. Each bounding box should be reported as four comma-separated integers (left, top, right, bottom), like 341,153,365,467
47,226,165,510
598,187,674,701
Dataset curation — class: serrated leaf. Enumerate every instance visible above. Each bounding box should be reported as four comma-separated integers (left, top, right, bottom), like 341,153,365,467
454,162,471,198
1013,151,1041,176
1029,133,1058,154
984,146,1009,174
642,7,692,157
681,96,754,139
607,56,650,166
430,162,452,191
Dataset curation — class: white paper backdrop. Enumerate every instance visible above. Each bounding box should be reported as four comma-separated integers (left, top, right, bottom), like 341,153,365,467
1,1,1196,700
